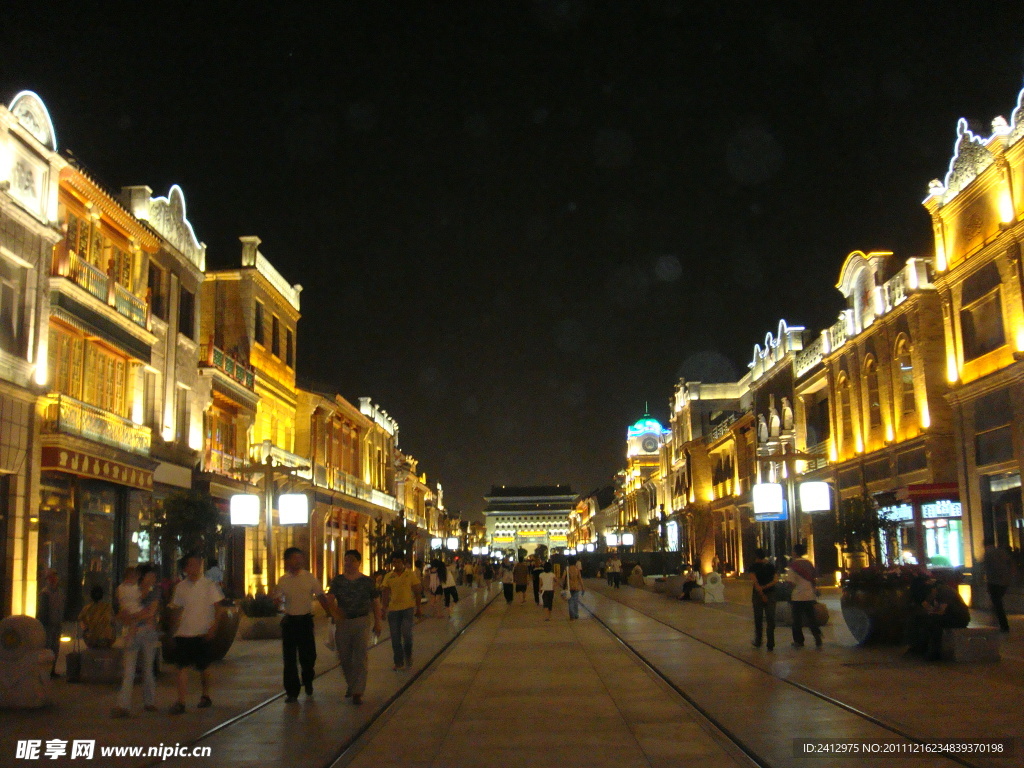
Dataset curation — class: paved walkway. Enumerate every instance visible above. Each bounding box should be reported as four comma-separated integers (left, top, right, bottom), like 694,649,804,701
334,589,751,768
1,585,499,767
583,580,1023,768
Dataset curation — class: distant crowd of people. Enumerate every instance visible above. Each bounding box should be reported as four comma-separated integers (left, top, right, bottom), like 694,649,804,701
32,535,1014,720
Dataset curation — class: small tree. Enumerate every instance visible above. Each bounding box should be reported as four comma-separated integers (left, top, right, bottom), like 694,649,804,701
836,493,888,568
155,490,220,576
686,503,717,574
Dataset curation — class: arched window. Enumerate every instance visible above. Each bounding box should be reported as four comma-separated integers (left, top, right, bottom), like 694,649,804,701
864,357,881,429
838,373,853,448
895,338,915,415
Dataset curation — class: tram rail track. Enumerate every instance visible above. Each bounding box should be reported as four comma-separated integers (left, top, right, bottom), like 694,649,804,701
580,588,988,768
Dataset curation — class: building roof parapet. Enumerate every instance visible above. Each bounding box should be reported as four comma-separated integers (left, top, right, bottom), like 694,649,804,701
122,185,206,271
748,320,804,383
359,397,399,440
240,236,302,311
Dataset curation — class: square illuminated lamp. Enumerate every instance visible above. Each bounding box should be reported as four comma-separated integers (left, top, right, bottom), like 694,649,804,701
480,546,489,555
230,494,260,526
753,483,784,515
431,538,443,549
799,481,831,513
621,533,635,546
471,546,480,555
585,543,595,552
446,537,460,550
605,533,619,546
278,493,309,525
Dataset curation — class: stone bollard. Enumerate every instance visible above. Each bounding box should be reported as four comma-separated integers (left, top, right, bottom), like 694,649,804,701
0,616,55,708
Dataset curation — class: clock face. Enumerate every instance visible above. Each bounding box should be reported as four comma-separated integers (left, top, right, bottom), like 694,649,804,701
641,436,658,453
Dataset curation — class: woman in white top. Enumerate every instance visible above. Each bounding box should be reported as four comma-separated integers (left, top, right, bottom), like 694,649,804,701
539,562,557,620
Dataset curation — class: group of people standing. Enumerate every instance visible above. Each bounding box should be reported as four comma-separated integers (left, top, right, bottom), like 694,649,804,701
748,543,824,651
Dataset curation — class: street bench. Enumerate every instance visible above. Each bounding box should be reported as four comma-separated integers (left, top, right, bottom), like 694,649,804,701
941,627,1001,663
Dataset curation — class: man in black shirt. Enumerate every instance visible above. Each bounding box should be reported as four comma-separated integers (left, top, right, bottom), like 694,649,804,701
328,550,383,705
748,548,779,651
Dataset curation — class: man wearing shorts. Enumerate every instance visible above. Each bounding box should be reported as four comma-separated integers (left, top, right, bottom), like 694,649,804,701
168,553,225,714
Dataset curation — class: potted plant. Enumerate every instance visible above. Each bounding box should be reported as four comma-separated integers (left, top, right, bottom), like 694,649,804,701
237,593,282,640
840,565,930,644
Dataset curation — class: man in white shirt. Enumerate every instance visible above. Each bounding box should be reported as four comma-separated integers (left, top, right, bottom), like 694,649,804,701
169,553,225,714
273,547,332,702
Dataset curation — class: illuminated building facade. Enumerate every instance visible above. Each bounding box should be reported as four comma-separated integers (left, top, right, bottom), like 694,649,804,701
295,389,394,585
484,485,575,557
923,95,1024,607
38,163,159,618
618,416,668,551
202,237,303,594
796,251,956,568
121,184,207,527
0,92,65,616
668,380,749,572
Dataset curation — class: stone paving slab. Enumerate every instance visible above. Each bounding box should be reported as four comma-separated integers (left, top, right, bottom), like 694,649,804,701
335,591,753,768
584,581,1022,768
0,586,498,768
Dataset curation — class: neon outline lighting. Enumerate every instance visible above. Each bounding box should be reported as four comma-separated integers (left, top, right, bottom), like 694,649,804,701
8,90,58,151
147,185,206,269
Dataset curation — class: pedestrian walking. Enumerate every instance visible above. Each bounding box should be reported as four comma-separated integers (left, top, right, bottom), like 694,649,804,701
539,562,556,620
168,553,225,714
327,550,383,706
273,547,332,702
531,558,544,604
564,556,584,620
425,561,443,618
607,555,622,588
381,552,422,670
483,561,494,589
512,558,531,603
463,560,474,590
439,561,459,616
38,569,64,677
786,543,822,648
500,561,515,604
748,548,778,650
112,564,160,717
983,537,1013,633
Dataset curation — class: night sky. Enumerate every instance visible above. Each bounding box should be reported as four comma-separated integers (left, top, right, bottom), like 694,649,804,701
4,3,1024,517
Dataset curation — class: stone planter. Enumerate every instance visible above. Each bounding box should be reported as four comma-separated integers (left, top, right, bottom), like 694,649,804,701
161,602,241,663
238,615,282,640
840,587,908,645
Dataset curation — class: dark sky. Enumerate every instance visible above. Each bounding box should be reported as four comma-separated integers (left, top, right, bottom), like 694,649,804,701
4,3,1024,516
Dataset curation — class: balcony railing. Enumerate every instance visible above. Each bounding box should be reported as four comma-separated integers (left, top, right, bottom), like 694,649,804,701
199,344,255,390
706,413,738,444
804,440,830,472
114,283,147,327
41,393,151,455
204,449,248,478
311,461,401,512
827,315,848,351
884,269,908,311
54,250,150,329
794,335,824,378
66,251,108,302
